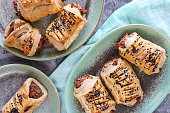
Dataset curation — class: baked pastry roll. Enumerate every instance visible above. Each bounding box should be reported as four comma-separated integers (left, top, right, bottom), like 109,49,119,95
2,78,48,113
4,19,44,56
101,58,143,106
13,0,65,22
115,32,168,75
46,2,87,51
74,74,116,113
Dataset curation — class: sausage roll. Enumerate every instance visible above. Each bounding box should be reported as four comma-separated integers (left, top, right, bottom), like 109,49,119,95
115,32,168,75
101,58,143,106
46,2,87,51
13,0,65,22
4,19,44,56
2,78,48,113
74,74,116,113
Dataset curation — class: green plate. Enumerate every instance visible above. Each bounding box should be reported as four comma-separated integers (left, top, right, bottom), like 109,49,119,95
0,64,60,113
0,0,104,61
65,24,170,113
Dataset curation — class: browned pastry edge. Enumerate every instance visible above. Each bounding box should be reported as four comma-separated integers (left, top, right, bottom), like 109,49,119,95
74,74,92,88
70,2,87,15
24,36,44,56
13,0,66,19
45,38,61,51
114,33,129,49
4,21,15,39
35,37,45,54
13,0,24,19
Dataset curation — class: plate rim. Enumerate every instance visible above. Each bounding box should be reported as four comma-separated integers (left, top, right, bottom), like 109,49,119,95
64,24,170,113
0,64,60,113
0,0,104,61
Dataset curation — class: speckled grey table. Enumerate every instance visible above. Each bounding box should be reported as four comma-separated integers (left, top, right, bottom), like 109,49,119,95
0,0,169,112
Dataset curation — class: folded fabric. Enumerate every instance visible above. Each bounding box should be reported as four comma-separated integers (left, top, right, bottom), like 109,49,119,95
49,0,170,112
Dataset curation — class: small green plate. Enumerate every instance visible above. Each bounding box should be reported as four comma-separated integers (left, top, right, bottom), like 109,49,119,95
65,24,170,113
0,64,60,113
0,0,104,61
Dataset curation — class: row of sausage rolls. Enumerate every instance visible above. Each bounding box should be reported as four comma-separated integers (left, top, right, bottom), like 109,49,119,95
74,58,143,113
74,32,167,113
4,2,87,56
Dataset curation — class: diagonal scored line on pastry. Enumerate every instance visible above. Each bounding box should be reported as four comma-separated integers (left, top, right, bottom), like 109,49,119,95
13,0,66,22
74,74,116,113
2,78,48,113
115,32,168,75
46,2,87,51
101,58,143,106
4,19,44,56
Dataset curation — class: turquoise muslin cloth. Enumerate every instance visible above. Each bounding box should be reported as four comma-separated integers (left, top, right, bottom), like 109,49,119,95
49,0,170,112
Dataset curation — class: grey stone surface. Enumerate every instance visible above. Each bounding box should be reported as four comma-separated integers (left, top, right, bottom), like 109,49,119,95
0,0,169,112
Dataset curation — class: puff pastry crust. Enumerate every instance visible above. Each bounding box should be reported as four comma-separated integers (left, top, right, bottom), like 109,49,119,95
13,0,65,22
115,32,168,75
101,58,143,106
2,78,48,113
4,19,44,56
46,2,87,51
74,74,116,113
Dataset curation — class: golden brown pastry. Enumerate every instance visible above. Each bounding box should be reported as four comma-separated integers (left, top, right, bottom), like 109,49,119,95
13,0,65,22
4,19,44,56
74,74,116,113
101,58,143,106
2,78,48,113
46,2,87,51
115,32,168,75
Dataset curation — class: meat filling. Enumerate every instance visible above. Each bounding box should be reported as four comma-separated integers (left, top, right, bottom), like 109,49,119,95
74,74,93,88
70,2,87,15
112,58,118,65
13,0,24,19
110,110,115,113
103,58,118,68
24,106,32,112
29,82,44,99
114,33,129,49
35,37,45,54
136,96,141,104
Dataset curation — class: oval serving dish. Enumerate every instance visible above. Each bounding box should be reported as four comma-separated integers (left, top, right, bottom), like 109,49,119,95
65,24,170,113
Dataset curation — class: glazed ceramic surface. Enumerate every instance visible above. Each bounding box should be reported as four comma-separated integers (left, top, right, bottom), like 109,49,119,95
0,0,104,60
65,24,170,113
0,64,60,113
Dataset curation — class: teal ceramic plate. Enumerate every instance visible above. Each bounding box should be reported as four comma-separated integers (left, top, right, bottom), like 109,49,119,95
0,64,60,113
0,0,104,61
65,24,170,113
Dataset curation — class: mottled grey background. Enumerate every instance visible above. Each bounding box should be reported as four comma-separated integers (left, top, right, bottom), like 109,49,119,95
0,0,169,112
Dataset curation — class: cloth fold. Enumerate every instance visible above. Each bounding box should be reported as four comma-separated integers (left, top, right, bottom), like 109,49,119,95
49,0,170,112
